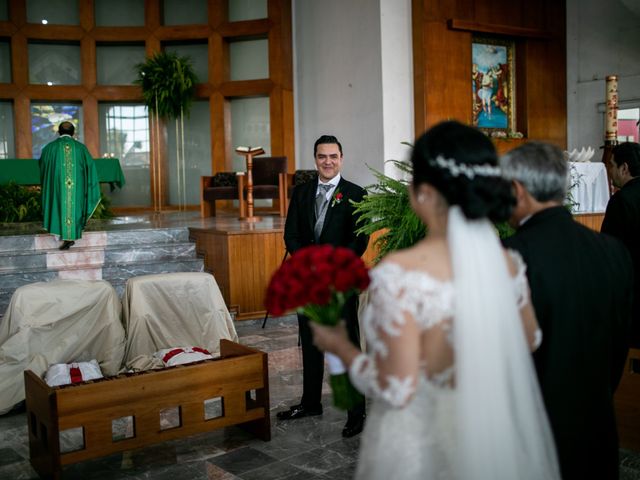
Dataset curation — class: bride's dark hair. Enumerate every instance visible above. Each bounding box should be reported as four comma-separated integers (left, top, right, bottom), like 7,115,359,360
411,120,514,222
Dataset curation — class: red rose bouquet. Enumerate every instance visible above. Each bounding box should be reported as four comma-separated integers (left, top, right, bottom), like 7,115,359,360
265,245,370,410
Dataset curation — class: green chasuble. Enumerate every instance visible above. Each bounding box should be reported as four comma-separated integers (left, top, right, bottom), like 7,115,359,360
39,136,101,241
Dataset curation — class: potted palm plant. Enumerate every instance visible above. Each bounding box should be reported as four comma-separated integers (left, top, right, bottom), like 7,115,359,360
135,51,198,211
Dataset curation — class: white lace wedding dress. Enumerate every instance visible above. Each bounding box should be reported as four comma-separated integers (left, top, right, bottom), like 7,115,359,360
348,256,532,480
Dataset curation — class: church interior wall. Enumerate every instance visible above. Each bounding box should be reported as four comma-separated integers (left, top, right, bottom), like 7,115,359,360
412,0,567,153
566,0,640,152
293,0,385,187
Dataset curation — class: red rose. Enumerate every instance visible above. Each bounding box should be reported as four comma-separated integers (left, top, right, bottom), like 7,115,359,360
265,245,370,317
334,269,357,292
333,247,356,268
308,283,331,305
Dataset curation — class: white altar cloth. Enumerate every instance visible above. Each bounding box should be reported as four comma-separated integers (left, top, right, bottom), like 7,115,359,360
569,161,610,213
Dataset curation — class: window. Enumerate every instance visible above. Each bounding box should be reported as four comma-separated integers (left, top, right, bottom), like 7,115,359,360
26,0,79,25
230,96,270,171
618,108,640,143
0,101,15,158
28,42,81,85
97,44,146,85
31,103,83,157
228,0,267,22
95,0,144,27
229,39,269,81
99,103,151,207
162,0,207,25
0,40,10,83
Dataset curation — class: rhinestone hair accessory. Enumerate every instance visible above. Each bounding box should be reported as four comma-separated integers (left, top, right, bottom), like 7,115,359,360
431,155,501,179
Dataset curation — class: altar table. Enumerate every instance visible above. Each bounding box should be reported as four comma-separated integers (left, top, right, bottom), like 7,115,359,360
0,158,125,188
569,161,609,213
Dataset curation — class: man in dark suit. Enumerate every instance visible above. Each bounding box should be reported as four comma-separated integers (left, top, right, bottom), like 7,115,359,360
501,142,633,480
602,142,640,348
277,135,369,438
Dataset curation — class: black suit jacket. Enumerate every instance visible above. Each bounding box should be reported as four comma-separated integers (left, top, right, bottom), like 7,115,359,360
504,206,632,480
284,175,369,256
602,176,640,346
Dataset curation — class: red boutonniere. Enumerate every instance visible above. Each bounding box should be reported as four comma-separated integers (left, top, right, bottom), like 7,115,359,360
331,189,344,207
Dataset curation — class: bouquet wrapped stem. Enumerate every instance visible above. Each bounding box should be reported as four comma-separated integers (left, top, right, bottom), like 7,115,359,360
302,294,365,410
265,245,370,411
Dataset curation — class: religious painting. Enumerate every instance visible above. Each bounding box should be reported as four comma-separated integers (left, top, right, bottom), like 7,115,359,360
472,37,515,132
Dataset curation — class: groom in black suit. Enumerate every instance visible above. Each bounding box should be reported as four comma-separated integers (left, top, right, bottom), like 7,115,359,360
278,135,369,438
501,142,633,480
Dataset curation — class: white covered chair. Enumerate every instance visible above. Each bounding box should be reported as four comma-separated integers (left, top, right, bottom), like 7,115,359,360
122,272,238,369
0,279,125,414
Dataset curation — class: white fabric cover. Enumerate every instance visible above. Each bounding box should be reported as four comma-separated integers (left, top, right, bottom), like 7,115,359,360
44,359,103,387
569,161,610,213
0,280,124,414
122,272,237,369
153,346,217,367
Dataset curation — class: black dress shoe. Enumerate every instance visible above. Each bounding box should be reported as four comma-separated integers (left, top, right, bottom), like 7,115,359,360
276,404,323,420
59,240,75,250
342,415,365,438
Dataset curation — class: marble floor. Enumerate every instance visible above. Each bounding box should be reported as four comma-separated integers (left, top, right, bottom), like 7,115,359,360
0,210,269,237
1,316,640,479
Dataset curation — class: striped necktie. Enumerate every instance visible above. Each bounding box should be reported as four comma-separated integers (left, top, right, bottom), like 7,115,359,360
314,184,332,241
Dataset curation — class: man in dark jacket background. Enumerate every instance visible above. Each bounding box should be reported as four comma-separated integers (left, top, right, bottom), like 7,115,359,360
501,141,632,480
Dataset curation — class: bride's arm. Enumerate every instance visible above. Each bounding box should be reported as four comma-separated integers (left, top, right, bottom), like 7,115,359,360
505,250,541,351
349,310,420,407
311,290,420,408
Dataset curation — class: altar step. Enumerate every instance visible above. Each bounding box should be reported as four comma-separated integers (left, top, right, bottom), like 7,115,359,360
0,227,204,314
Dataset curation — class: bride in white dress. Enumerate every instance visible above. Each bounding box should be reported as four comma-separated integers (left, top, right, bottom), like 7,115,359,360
311,121,561,480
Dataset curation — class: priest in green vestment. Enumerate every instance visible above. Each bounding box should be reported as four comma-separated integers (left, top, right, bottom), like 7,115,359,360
39,121,101,250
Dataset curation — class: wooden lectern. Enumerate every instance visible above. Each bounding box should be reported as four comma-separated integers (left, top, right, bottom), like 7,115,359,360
236,146,265,222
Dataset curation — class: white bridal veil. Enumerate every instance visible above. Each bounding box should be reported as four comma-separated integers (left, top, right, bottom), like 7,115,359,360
448,206,560,480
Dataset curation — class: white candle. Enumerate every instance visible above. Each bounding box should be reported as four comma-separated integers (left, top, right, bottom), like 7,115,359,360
605,75,618,143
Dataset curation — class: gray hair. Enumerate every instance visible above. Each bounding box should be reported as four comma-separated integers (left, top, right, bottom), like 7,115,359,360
499,141,569,202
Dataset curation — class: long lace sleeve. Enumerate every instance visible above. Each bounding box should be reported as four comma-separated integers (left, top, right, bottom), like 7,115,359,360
508,250,542,350
348,264,423,408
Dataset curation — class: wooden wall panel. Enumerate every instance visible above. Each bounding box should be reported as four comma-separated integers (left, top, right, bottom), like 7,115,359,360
2,0,294,212
413,0,567,148
422,21,472,129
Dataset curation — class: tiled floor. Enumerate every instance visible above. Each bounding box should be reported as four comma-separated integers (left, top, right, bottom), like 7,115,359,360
1,316,640,479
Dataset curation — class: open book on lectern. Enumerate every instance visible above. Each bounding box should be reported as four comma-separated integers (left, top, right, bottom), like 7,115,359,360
235,146,264,153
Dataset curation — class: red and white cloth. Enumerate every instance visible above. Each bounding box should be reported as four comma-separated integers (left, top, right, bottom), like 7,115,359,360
153,346,216,367
44,360,103,387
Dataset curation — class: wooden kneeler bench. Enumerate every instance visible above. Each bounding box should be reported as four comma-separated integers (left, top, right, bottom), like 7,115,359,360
24,340,270,479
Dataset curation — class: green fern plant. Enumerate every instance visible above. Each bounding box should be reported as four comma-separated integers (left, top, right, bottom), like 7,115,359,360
353,160,426,264
91,193,115,220
134,51,198,119
0,182,42,222
0,183,114,223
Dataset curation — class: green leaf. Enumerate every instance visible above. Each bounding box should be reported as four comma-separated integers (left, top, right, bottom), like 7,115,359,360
134,51,198,119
